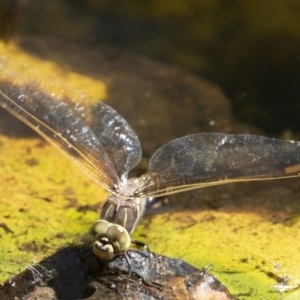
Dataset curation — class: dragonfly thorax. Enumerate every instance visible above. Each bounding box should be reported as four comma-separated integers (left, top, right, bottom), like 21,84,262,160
101,177,147,234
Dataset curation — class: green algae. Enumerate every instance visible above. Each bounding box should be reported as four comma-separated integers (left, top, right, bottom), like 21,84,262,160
133,209,300,299
0,135,106,282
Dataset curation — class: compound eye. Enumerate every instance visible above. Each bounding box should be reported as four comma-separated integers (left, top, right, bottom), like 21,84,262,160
88,220,110,241
88,221,131,260
93,239,115,260
107,224,131,252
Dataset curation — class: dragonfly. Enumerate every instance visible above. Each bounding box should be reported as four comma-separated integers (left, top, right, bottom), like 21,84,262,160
1,80,300,261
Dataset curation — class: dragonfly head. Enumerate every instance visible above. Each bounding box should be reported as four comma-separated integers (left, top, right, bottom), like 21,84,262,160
88,219,131,260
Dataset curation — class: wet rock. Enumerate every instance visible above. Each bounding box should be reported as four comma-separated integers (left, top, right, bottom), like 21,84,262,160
0,246,236,300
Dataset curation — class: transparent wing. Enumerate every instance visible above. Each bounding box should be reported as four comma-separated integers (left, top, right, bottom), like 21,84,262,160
0,80,141,191
135,133,300,198
89,102,142,183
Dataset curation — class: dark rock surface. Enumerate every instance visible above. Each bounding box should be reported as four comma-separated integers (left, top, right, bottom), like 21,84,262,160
0,246,236,300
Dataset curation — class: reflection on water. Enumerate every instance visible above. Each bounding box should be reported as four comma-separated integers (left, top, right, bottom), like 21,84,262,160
2,1,300,134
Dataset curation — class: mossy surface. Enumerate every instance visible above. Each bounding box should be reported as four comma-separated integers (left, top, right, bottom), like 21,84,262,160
134,208,300,299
